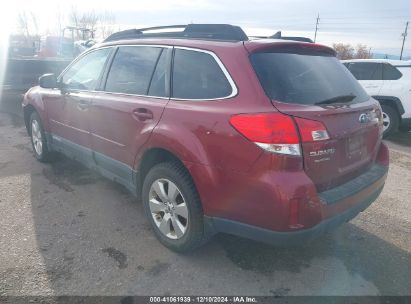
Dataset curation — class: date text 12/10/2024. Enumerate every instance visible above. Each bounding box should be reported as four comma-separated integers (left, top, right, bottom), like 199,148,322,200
149,297,258,303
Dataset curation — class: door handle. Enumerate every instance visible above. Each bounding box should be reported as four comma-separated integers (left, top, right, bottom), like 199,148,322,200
132,108,153,121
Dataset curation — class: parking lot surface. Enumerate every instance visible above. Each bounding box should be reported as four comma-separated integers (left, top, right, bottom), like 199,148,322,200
0,98,410,296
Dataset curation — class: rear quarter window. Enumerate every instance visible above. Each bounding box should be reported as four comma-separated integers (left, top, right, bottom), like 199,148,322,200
383,63,402,80
172,49,233,100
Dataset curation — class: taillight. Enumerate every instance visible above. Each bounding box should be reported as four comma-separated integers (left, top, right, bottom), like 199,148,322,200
229,112,301,156
229,112,330,156
294,117,330,142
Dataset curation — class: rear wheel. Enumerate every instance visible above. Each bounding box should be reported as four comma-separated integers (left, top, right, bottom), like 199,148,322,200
30,112,52,162
142,161,206,252
381,105,399,138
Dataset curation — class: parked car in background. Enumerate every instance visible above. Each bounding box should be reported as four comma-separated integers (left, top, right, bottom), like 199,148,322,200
23,24,389,252
342,59,411,137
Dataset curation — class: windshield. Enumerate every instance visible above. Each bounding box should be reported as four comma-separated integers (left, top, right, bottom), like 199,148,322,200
250,52,369,105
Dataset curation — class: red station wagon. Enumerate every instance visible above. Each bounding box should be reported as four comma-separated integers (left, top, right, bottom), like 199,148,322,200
23,24,389,252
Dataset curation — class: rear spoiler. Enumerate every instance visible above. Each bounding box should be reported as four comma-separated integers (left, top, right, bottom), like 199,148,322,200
245,41,336,57
249,31,314,43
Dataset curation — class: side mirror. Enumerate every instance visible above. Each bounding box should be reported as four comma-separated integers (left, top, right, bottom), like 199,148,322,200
39,73,57,89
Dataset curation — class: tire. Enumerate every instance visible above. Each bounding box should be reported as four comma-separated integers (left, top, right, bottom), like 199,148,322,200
142,161,206,252
29,111,52,162
381,105,399,138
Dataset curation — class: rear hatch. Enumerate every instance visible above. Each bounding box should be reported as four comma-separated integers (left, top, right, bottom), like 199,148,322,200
249,43,382,191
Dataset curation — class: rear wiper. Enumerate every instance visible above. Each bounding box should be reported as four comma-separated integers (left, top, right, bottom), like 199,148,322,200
315,94,356,105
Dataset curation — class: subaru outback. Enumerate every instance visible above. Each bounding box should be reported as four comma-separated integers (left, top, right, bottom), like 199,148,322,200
23,24,389,252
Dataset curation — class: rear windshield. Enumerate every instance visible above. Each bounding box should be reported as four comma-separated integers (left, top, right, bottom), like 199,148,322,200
250,52,369,105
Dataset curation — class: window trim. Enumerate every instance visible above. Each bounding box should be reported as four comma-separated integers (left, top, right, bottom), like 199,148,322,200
170,46,238,101
56,44,238,101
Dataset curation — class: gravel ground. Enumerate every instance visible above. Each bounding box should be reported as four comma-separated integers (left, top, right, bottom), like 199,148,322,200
0,97,410,296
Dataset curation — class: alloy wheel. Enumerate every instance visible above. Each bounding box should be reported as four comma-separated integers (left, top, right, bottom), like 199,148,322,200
148,179,189,240
31,119,43,156
382,111,391,132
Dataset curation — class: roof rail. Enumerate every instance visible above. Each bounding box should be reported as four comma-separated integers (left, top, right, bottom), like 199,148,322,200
104,24,249,42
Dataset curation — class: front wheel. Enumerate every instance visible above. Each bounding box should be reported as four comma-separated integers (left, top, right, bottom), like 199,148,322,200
142,161,206,252
30,112,52,162
381,105,399,138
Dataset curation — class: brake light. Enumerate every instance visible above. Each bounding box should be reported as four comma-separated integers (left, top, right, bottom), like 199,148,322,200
229,112,301,156
294,117,330,142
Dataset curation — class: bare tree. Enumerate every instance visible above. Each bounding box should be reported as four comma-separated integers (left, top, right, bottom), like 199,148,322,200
17,11,30,37
55,7,66,36
98,11,116,38
333,43,354,60
80,11,99,33
29,11,39,37
68,7,104,39
69,6,81,29
333,43,372,60
355,44,372,59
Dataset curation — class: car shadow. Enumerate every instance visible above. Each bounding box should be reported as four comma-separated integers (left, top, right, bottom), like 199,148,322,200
212,226,411,295
25,153,411,296
388,131,411,147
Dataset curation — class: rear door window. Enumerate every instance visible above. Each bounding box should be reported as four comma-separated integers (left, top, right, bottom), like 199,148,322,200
382,64,402,80
105,46,162,95
251,52,369,105
347,62,383,80
172,49,233,100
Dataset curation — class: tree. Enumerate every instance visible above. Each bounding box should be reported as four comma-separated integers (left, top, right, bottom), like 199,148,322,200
55,7,66,36
69,7,116,39
98,11,116,38
355,44,372,59
17,11,31,37
69,6,81,29
333,43,372,60
69,7,99,39
29,11,39,36
80,11,99,34
333,43,354,60
17,10,39,38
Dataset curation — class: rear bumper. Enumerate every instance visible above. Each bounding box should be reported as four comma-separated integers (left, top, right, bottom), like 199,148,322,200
205,164,388,246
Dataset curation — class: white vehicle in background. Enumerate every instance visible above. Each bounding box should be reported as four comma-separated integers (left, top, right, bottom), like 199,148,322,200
342,59,411,137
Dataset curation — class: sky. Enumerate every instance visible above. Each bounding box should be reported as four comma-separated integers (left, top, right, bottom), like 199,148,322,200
1,0,411,57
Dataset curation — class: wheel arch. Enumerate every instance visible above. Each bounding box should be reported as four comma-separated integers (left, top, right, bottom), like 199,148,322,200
22,87,49,133
373,95,405,117
134,146,217,216
23,104,37,134
135,147,194,198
